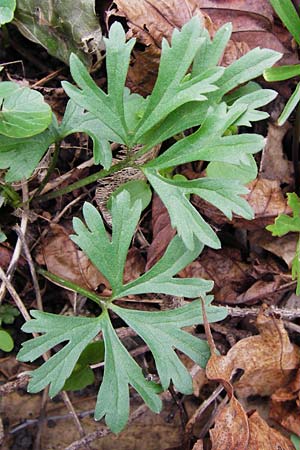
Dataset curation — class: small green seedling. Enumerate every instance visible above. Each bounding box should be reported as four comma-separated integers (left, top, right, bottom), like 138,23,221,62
264,0,300,125
0,304,19,352
267,193,300,294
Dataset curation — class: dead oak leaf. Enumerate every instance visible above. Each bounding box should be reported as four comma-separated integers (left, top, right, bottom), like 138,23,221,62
248,411,295,450
206,310,300,398
210,396,249,450
270,369,300,436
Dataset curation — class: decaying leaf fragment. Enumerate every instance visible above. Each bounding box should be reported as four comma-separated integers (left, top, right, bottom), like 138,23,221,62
204,309,299,449
13,0,104,69
206,309,300,397
270,368,300,436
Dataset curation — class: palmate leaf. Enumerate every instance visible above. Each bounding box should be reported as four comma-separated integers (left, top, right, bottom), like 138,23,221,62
71,191,213,298
0,81,52,138
142,103,264,249
18,188,227,432
62,22,135,144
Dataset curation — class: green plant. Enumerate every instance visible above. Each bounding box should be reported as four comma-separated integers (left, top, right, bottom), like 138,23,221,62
0,17,281,432
263,0,300,125
0,304,19,352
0,0,16,26
267,192,300,294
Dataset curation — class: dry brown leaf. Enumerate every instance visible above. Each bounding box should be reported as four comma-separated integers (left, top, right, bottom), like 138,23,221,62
206,310,300,398
192,440,204,450
270,369,300,436
146,194,175,270
259,122,293,185
234,178,292,229
180,247,250,304
35,223,108,291
250,229,298,269
210,396,249,450
123,247,146,284
248,411,295,450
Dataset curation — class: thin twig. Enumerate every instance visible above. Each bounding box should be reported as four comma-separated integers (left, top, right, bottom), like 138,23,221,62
13,225,43,310
33,387,49,450
65,403,149,450
0,266,31,322
227,305,300,320
0,182,29,302
61,391,86,439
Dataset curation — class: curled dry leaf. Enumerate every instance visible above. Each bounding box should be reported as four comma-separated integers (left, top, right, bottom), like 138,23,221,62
35,223,108,291
250,229,298,269
197,0,298,66
146,194,175,270
234,177,292,230
123,247,146,284
259,122,293,185
270,369,300,436
210,396,249,450
206,309,300,398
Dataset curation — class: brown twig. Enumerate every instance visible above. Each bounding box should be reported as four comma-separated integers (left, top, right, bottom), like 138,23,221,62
227,305,300,320
0,182,29,302
13,225,43,310
65,403,149,450
61,391,86,440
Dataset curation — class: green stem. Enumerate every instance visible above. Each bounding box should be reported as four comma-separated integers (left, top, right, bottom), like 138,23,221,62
32,141,61,200
35,158,131,203
37,267,110,308
0,183,21,207
293,101,300,194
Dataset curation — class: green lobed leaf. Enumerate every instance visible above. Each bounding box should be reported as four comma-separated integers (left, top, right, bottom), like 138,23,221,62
0,0,16,25
59,100,120,168
106,179,152,213
291,433,300,450
111,298,228,393
0,329,14,352
63,341,104,391
144,169,252,250
95,310,162,433
71,191,143,293
278,82,300,126
144,103,263,170
266,193,300,236
212,47,282,101
0,81,52,138
192,23,232,76
269,0,300,45
267,193,300,295
119,235,213,298
264,64,300,82
0,304,20,326
17,310,102,397
62,22,136,144
207,154,258,184
0,118,58,182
